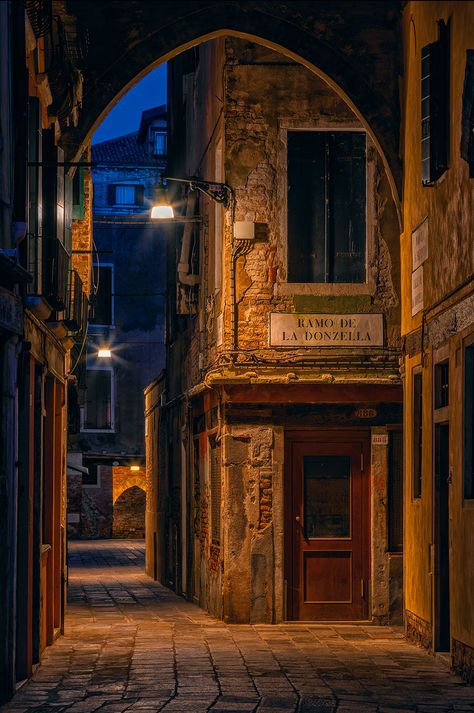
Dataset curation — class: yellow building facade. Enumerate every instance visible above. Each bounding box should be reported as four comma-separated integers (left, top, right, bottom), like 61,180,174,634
401,1,474,680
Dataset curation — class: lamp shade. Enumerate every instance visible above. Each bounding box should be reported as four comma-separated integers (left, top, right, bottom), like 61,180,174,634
151,181,174,219
151,204,174,219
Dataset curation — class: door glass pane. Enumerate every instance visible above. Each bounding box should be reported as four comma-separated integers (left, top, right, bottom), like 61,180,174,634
304,455,351,538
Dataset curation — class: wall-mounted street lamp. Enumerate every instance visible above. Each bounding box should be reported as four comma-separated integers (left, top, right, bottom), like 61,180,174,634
150,175,232,219
150,178,174,219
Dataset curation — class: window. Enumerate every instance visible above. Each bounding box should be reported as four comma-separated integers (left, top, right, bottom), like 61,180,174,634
388,430,403,552
413,371,423,499
108,184,144,206
464,344,474,499
82,369,114,431
421,21,449,185
209,439,221,543
82,462,99,487
152,131,167,156
72,166,85,220
461,50,474,177
90,265,113,326
287,130,366,284
435,360,449,409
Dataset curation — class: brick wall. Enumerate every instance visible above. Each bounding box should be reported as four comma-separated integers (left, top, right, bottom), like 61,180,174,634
72,151,93,295
113,486,146,538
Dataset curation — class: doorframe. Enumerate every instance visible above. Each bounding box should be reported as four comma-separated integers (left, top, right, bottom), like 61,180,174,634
284,428,371,621
432,346,450,653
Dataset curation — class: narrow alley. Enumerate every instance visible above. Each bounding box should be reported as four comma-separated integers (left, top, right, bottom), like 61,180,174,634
2,541,473,713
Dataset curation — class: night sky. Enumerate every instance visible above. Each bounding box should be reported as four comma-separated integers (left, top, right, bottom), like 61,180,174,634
92,64,167,144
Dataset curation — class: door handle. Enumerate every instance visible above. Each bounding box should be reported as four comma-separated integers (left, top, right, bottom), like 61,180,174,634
295,515,301,522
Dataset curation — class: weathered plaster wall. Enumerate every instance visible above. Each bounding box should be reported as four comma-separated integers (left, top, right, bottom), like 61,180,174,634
166,37,403,624
222,426,277,623
403,355,433,633
221,39,400,356
401,2,474,668
400,1,474,338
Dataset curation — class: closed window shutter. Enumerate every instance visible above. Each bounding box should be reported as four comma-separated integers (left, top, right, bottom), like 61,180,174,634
461,50,474,176
287,131,366,284
135,184,144,206
421,21,449,185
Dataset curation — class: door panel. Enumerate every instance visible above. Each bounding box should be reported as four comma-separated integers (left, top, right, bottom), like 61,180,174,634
286,432,370,621
434,423,450,651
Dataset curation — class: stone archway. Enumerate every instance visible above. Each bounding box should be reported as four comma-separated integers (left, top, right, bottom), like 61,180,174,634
113,486,146,539
60,0,402,216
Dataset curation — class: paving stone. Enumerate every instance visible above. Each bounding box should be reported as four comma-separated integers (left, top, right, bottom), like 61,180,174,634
1,540,473,713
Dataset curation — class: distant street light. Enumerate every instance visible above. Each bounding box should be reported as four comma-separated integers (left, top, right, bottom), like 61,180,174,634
97,348,112,358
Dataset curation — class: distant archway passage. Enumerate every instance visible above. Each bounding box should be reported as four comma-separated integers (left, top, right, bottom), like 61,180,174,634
61,0,402,209
113,486,146,539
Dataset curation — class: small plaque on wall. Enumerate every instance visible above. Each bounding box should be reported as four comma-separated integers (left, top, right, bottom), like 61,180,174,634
371,434,389,445
269,313,384,347
412,218,429,271
354,408,378,419
411,265,424,316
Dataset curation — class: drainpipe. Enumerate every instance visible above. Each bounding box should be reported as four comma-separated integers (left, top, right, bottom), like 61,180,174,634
177,192,199,287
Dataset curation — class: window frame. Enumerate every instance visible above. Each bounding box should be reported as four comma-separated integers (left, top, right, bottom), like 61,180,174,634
89,263,115,328
276,120,375,297
82,463,102,489
152,130,167,156
109,182,145,207
80,365,115,433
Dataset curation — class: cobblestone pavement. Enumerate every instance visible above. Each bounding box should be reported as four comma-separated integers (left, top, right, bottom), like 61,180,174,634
2,540,474,713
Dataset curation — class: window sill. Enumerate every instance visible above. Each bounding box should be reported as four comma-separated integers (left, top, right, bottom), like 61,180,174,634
276,282,373,297
80,428,115,434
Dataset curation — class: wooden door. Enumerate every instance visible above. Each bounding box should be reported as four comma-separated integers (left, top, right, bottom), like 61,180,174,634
286,432,370,620
434,423,450,651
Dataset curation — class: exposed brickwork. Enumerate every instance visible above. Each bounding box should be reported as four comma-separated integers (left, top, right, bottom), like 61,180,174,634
405,609,433,651
112,466,146,504
198,497,209,547
258,467,272,530
453,638,474,685
80,465,113,539
71,152,93,295
113,486,145,538
209,543,221,575
66,472,82,538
